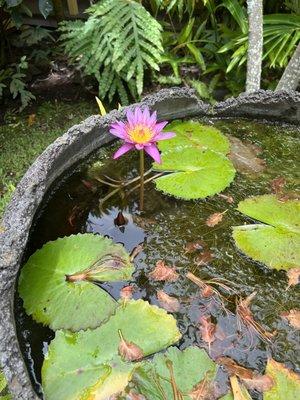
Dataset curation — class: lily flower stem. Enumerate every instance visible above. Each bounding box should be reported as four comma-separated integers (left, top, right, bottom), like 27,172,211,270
140,150,145,211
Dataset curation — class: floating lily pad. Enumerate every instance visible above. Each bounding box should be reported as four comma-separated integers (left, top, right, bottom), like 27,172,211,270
264,359,300,400
153,147,236,200
42,300,181,400
18,234,133,331
132,346,217,399
237,195,300,233
233,195,300,270
159,120,230,154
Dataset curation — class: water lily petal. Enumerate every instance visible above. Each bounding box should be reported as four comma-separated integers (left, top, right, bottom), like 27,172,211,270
144,144,161,163
113,143,135,159
142,107,150,124
110,126,127,139
154,121,168,133
135,144,144,150
126,110,135,126
149,110,157,126
154,131,176,141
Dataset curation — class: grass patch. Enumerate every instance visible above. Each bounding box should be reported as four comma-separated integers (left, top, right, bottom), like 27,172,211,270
0,100,97,218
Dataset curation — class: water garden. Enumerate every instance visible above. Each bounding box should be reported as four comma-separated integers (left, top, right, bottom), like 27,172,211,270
1,1,300,399
12,102,300,400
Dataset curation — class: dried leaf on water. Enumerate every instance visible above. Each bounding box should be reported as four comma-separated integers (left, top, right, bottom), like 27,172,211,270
217,357,253,380
286,268,300,288
130,243,144,261
187,272,215,299
281,309,300,330
120,285,135,300
148,260,179,282
195,250,214,266
184,240,206,254
157,291,180,313
199,316,216,352
118,330,144,361
219,193,234,204
206,211,226,227
229,376,252,400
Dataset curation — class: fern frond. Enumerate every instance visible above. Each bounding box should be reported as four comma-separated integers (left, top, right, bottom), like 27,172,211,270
59,0,163,101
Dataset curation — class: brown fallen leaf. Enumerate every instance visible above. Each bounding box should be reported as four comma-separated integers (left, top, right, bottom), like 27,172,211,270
242,374,274,392
206,211,227,227
199,316,216,353
118,330,144,361
217,357,253,380
187,272,215,298
230,375,252,400
286,268,300,288
148,260,179,282
195,250,214,266
120,285,135,300
281,309,300,330
184,240,206,254
271,177,286,195
157,290,180,313
218,193,234,204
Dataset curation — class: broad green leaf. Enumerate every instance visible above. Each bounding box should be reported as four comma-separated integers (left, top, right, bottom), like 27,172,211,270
154,147,235,200
42,300,181,400
233,225,300,270
19,234,134,331
133,346,217,399
233,195,300,270
237,195,300,234
264,359,300,400
159,120,230,154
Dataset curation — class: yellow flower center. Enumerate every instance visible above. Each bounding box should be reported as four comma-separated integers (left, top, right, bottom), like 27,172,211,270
127,124,154,144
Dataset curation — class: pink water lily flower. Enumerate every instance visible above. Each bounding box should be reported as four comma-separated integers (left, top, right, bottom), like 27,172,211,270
109,106,175,163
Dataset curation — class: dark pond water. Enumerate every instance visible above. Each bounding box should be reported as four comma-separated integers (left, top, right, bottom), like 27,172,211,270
15,117,300,398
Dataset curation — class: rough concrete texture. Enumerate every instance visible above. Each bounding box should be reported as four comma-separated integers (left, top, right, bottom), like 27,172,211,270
0,87,299,399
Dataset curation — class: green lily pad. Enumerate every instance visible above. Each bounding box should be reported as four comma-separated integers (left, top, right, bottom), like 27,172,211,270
159,120,230,154
233,195,300,270
237,195,300,234
42,300,181,400
264,359,300,400
18,234,134,331
153,147,236,200
132,346,217,399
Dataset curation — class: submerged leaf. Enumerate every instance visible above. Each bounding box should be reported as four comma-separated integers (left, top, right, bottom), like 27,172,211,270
18,234,134,331
159,120,230,154
281,309,300,330
157,290,180,313
233,195,300,270
184,240,206,254
195,250,214,266
133,347,217,400
206,211,226,227
42,300,181,400
154,147,236,200
227,135,266,175
120,285,135,300
264,359,300,400
198,316,216,353
270,177,286,195
218,193,234,204
148,260,179,282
